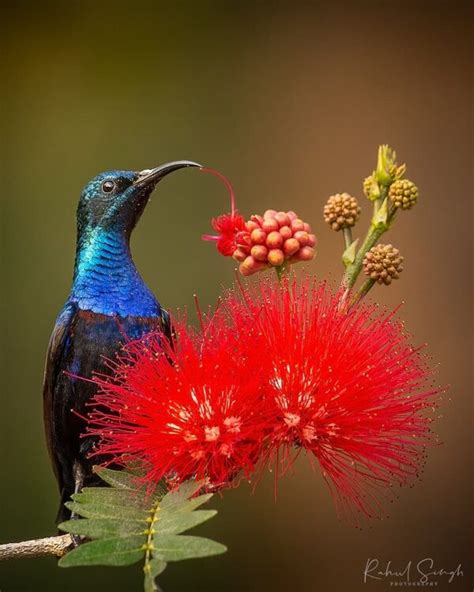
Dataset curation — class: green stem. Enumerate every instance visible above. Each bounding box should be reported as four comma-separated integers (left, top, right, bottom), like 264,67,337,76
342,194,396,290
342,227,353,250
275,265,287,283
351,277,376,307
342,223,386,289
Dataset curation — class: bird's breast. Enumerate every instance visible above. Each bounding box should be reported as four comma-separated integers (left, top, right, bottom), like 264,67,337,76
67,311,162,377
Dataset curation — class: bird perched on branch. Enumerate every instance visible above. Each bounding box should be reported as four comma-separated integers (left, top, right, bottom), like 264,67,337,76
43,161,201,523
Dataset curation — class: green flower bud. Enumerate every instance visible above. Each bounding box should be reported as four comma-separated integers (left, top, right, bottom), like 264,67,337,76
363,174,381,201
389,179,419,210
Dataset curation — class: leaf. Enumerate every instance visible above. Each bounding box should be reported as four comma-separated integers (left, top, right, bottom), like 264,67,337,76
156,510,217,535
153,535,227,562
59,536,146,567
58,469,225,591
372,198,389,229
93,466,141,490
342,239,359,267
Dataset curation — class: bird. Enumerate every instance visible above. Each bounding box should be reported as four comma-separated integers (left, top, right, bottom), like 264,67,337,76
43,160,201,524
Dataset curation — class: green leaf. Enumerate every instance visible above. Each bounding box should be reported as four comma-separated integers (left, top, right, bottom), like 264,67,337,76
59,517,144,539
93,466,141,490
58,469,225,592
157,510,217,535
64,501,146,520
372,198,389,229
342,239,359,267
159,480,204,508
153,535,227,562
59,535,146,567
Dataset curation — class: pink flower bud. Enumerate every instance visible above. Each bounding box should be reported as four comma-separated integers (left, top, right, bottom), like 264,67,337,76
262,218,279,233
266,231,283,249
263,209,278,219
279,225,293,240
268,249,285,266
293,246,315,261
246,220,260,232
283,238,300,256
290,218,305,232
275,212,290,227
239,256,265,276
250,228,267,245
251,245,268,261
286,211,298,221
232,248,248,262
293,230,310,246
307,233,317,247
250,214,264,227
303,222,312,233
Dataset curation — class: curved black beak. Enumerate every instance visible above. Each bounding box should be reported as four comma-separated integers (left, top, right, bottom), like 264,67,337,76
133,160,202,188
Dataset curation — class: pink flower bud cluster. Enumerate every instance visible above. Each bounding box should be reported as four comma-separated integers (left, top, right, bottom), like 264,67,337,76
232,210,317,276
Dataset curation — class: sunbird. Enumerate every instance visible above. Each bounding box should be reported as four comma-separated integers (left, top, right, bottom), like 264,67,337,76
43,160,200,523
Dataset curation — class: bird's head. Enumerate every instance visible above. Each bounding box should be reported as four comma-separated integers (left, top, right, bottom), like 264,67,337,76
77,160,201,237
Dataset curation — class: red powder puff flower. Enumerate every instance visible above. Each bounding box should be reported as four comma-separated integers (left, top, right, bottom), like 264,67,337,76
201,168,249,256
201,168,316,273
86,313,268,491
221,277,440,521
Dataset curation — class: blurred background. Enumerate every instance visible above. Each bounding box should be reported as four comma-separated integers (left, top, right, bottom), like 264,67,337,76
1,1,472,590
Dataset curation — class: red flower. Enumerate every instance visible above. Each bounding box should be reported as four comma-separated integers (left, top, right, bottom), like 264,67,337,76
205,212,248,256
201,168,249,256
86,314,268,490
200,168,317,272
221,277,440,521
86,276,440,523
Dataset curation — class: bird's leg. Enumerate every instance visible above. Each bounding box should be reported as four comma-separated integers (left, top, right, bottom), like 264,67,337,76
69,461,85,547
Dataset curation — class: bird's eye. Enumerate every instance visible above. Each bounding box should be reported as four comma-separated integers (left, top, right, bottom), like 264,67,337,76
102,180,116,193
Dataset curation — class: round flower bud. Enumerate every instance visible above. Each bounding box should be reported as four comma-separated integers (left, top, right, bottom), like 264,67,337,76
307,233,317,247
232,248,248,262
389,179,418,210
286,210,298,221
283,238,300,257
263,209,278,219
268,249,285,267
293,246,315,262
266,231,284,249
279,225,293,240
363,244,404,285
262,218,279,233
323,193,361,231
275,212,291,227
303,222,312,233
251,245,268,261
251,228,267,245
239,256,265,276
245,220,260,232
290,218,305,232
293,230,310,246
250,214,264,227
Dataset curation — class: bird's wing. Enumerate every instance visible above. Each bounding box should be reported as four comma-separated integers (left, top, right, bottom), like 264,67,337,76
42,301,78,488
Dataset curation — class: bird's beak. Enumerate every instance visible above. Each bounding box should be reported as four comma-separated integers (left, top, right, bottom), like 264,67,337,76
133,160,202,188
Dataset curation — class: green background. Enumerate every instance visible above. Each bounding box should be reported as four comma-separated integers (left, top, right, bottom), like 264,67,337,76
1,1,472,591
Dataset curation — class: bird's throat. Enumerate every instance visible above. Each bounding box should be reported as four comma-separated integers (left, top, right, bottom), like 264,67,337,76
71,228,159,317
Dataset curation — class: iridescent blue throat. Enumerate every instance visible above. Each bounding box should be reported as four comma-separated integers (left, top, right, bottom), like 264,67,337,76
70,228,160,318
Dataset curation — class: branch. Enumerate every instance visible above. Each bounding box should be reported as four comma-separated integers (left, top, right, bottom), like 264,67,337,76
0,534,73,560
